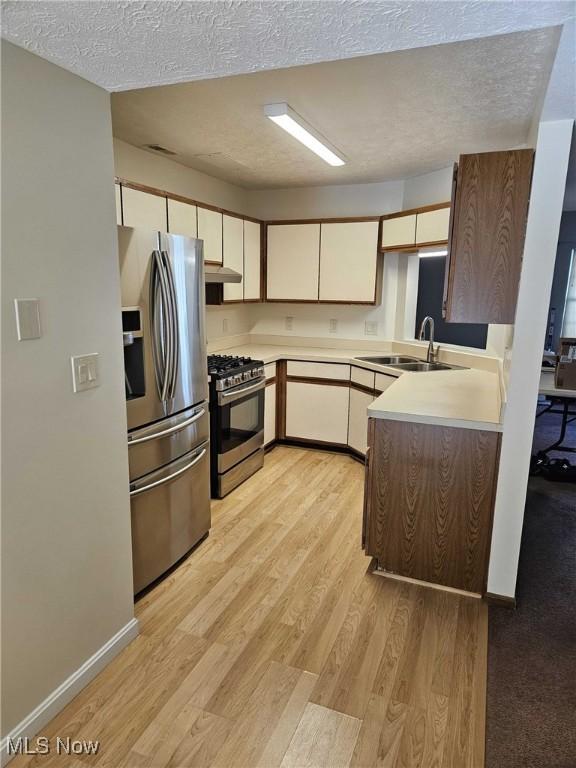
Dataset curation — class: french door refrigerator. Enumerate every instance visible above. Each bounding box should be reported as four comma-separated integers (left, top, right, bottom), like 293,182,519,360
118,226,210,594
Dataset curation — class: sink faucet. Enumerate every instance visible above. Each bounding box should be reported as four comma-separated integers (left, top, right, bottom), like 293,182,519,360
419,316,438,363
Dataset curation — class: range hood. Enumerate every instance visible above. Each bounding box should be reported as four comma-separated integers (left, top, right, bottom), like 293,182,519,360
204,265,242,283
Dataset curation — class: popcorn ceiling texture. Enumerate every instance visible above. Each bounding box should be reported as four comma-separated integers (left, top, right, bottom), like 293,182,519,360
1,0,573,105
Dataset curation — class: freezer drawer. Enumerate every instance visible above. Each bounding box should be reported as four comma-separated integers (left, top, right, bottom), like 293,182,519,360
128,403,209,481
130,441,210,594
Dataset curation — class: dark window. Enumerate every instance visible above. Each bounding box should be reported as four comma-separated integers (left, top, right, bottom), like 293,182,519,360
415,256,488,349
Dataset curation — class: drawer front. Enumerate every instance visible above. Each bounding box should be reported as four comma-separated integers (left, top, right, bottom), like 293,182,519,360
350,366,375,389
375,373,397,393
287,361,350,381
264,363,277,380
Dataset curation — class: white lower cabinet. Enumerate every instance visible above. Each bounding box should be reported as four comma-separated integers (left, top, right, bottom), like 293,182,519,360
286,382,349,444
347,388,375,456
264,383,276,446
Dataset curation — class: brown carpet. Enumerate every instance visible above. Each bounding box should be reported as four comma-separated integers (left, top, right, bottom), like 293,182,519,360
486,411,576,768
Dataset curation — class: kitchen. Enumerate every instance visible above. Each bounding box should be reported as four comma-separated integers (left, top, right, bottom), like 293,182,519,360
2,4,575,768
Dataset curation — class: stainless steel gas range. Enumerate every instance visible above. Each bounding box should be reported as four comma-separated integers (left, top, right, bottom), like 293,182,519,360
208,355,265,498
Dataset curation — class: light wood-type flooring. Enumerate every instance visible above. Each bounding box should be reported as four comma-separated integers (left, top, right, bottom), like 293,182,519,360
10,447,487,768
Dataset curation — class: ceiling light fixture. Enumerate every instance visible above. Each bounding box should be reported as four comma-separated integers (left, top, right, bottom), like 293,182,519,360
264,103,345,167
419,248,448,258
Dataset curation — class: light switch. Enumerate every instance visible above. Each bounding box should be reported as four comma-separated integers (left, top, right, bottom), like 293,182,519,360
71,353,99,393
14,299,41,340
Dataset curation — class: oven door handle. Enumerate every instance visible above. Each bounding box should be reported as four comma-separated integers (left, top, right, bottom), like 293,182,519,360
218,378,265,404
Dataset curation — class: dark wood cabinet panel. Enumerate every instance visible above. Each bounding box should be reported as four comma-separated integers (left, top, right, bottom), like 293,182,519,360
444,149,534,324
364,418,500,593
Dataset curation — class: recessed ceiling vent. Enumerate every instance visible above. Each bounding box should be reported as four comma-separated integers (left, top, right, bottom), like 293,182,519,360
143,144,177,156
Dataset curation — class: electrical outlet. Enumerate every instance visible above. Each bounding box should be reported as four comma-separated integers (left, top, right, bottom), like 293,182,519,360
222,318,229,334
364,321,378,336
285,316,294,331
329,319,338,334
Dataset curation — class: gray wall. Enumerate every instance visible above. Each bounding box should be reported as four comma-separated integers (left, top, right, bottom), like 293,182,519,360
1,43,135,735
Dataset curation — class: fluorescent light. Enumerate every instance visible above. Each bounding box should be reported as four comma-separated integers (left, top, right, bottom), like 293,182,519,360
264,103,345,167
419,248,448,258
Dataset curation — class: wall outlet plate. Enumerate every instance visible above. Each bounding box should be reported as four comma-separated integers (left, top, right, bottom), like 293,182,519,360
329,319,338,334
71,353,99,393
222,318,229,334
364,321,378,336
285,316,294,331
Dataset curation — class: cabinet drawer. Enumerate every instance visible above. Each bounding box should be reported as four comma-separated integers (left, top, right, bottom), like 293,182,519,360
375,373,397,393
350,367,375,389
381,214,416,249
286,382,349,444
264,363,276,381
415,207,450,245
287,361,350,381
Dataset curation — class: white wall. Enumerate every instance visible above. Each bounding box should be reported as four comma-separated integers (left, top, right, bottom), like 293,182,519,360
114,138,251,215
402,166,453,209
1,43,135,738
488,119,574,599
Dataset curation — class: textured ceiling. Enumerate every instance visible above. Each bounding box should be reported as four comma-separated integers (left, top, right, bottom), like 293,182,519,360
1,0,573,99
111,30,558,189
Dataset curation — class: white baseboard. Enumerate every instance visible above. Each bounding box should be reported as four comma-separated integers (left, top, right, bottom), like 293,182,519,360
1,617,139,766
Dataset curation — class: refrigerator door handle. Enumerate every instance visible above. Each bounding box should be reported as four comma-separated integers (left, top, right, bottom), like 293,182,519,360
128,407,206,446
162,250,180,400
152,250,172,402
129,446,207,497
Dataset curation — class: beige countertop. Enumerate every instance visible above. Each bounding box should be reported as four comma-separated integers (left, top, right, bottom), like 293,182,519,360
213,343,503,432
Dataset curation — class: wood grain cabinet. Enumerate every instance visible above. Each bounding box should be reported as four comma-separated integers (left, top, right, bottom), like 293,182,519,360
363,418,501,593
444,149,534,324
167,198,197,238
121,187,167,232
266,223,320,301
319,221,380,302
222,214,244,302
198,207,223,264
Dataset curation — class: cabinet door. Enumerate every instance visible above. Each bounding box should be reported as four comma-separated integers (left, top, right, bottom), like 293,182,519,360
115,184,123,225
222,214,244,302
264,383,276,445
243,220,261,300
348,388,375,455
319,222,379,302
168,199,197,238
197,207,223,264
122,187,167,232
267,224,320,301
415,207,450,246
285,382,349,444
444,149,534,324
380,214,416,250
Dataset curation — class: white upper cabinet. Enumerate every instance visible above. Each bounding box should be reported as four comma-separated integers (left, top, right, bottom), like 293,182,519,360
222,214,244,302
319,221,379,302
243,220,261,301
267,223,320,301
167,199,197,238
380,213,416,250
414,207,450,245
197,207,223,264
115,184,122,225
121,187,167,232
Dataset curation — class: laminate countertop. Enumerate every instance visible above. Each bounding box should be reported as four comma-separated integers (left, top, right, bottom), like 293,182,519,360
213,344,503,432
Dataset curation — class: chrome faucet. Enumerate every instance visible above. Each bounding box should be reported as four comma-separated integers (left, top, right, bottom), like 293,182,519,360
419,316,438,363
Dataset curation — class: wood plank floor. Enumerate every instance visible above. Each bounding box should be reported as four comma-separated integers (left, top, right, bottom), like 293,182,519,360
10,447,487,768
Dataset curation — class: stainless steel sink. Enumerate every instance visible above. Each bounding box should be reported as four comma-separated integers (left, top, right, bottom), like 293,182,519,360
388,361,456,372
355,355,419,365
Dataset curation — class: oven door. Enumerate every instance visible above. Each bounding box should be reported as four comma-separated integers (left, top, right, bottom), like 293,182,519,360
215,378,265,473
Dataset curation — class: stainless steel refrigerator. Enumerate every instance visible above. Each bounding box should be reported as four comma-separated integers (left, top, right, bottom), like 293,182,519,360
118,226,210,594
